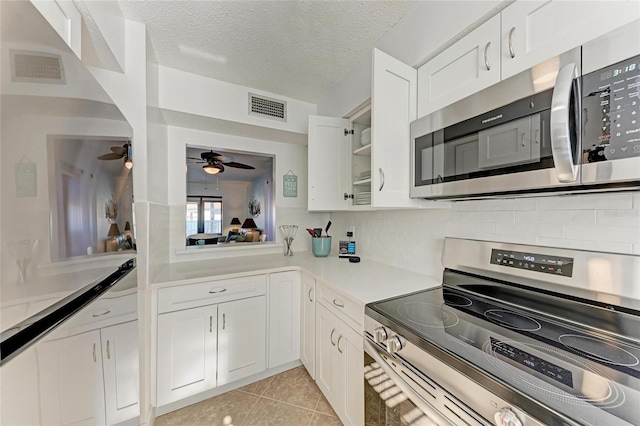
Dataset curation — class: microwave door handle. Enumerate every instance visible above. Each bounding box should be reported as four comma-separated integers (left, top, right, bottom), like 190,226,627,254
550,62,579,183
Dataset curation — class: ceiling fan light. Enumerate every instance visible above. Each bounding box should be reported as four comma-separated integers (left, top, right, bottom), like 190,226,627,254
203,164,221,175
124,156,133,169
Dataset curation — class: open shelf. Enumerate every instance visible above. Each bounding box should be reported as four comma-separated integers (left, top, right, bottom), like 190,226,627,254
353,144,371,156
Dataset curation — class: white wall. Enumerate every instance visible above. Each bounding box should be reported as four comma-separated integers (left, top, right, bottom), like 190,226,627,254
156,65,316,135
329,192,640,276
166,125,328,262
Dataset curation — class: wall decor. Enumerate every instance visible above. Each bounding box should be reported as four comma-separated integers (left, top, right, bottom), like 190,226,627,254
15,156,37,197
283,170,297,198
248,197,261,217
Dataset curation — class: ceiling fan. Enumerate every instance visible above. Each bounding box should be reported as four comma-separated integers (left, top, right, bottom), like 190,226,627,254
98,141,132,169
187,151,256,175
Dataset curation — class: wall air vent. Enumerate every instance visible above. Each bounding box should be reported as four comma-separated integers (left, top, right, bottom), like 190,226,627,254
11,50,65,84
249,93,287,122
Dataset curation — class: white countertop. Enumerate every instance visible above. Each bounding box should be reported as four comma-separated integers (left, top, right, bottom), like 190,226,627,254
153,252,442,305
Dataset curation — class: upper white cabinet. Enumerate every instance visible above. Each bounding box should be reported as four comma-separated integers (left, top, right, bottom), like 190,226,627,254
418,1,640,118
308,48,418,211
308,116,351,211
268,271,301,368
501,0,640,80
417,14,500,118
30,0,81,58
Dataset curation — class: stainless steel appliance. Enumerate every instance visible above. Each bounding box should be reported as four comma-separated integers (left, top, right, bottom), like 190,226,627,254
364,238,640,425
410,21,640,199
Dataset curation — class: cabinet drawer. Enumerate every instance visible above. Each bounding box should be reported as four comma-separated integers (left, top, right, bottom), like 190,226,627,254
158,275,267,313
61,293,137,333
318,283,362,329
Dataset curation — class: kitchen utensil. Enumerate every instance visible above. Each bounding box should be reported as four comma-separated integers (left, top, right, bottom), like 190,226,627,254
313,228,322,238
325,221,332,237
279,225,298,256
305,228,316,237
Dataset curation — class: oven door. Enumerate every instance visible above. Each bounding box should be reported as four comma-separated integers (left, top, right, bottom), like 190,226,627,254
364,339,488,426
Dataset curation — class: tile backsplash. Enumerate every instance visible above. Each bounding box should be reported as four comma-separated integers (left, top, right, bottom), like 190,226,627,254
329,191,640,276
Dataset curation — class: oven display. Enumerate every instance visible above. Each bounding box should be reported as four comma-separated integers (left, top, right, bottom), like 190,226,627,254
491,338,574,388
490,249,574,277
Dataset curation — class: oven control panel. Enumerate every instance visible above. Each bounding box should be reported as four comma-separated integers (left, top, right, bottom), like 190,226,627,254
490,249,574,277
491,338,574,388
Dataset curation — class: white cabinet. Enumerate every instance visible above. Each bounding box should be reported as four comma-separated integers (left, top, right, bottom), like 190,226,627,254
300,273,316,378
156,305,218,406
101,321,140,425
501,1,640,80
417,14,500,118
308,115,351,211
308,48,418,211
156,295,266,405
30,0,81,57
39,330,106,426
37,321,140,426
218,296,266,385
268,271,301,368
315,303,364,426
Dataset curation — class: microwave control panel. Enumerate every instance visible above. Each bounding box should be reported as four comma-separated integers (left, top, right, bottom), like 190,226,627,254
490,249,574,277
583,54,640,162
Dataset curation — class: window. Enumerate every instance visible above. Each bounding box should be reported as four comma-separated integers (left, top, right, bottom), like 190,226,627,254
186,196,222,237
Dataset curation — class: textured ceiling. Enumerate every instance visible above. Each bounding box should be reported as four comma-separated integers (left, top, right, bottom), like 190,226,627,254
118,1,410,103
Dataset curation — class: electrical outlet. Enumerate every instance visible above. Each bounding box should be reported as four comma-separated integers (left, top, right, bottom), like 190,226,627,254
350,225,356,238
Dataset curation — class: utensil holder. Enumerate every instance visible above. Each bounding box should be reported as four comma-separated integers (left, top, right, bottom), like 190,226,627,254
312,236,332,257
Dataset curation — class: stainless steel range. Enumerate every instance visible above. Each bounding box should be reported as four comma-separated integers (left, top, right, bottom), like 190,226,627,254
364,238,640,425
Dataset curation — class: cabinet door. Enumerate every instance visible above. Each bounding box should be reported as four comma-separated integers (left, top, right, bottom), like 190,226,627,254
156,305,217,406
315,303,341,409
300,274,316,378
337,324,364,426
38,330,106,426
417,14,500,118
268,272,301,368
218,296,266,385
101,321,139,425
308,115,351,211
371,48,420,208
501,1,640,79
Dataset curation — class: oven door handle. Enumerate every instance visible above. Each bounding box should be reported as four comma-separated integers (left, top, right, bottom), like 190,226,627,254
550,62,580,183
364,339,454,426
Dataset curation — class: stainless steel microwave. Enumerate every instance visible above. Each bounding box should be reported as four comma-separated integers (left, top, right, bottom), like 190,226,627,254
411,22,640,200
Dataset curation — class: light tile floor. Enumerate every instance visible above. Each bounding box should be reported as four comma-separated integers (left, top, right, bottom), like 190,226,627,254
156,366,342,426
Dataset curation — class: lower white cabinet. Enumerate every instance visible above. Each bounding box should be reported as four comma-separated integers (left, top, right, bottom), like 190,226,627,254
315,303,364,426
101,321,140,425
156,296,266,405
38,321,139,426
268,271,301,368
300,273,316,378
218,296,266,385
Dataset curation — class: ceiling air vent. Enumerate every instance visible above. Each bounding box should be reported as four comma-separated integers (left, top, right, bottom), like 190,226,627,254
11,50,65,84
249,93,287,122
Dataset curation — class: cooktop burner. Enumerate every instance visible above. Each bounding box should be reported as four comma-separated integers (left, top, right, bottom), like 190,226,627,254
484,309,542,332
442,291,472,307
398,301,459,328
559,334,640,367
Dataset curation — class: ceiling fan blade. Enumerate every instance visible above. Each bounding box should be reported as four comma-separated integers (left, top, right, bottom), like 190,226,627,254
111,146,127,155
187,156,204,161
201,151,232,163
223,161,255,169
98,153,124,160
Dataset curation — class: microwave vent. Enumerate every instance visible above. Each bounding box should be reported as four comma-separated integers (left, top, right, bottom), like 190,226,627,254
11,50,65,84
249,93,287,122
